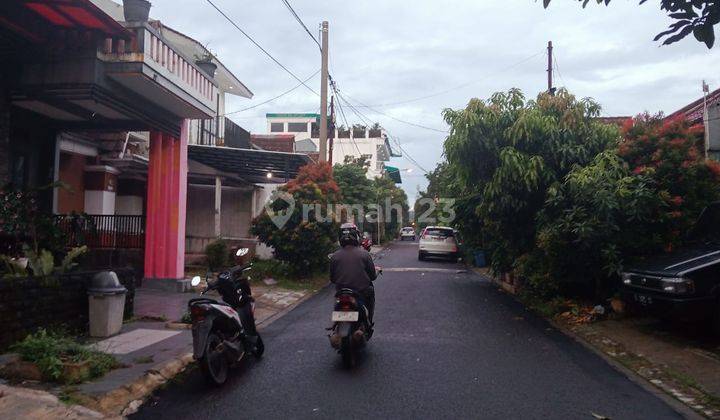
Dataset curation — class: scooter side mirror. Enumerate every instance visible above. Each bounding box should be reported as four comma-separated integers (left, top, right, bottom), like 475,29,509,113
191,276,201,287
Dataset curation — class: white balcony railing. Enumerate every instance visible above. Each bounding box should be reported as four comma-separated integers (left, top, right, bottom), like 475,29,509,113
98,22,216,116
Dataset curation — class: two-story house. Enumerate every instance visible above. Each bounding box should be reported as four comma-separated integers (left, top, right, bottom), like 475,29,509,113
0,0,309,286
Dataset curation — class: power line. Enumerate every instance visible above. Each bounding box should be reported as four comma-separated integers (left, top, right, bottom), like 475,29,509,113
280,0,321,50
204,0,318,96
553,55,567,89
333,87,430,174
352,50,545,108
339,89,449,134
330,81,363,155
222,69,320,116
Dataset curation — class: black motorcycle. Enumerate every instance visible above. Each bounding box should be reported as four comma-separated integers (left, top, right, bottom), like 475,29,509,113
329,288,372,368
328,267,381,368
189,248,264,385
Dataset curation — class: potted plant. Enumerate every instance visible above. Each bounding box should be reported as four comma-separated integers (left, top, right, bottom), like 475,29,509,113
123,0,151,22
195,49,217,78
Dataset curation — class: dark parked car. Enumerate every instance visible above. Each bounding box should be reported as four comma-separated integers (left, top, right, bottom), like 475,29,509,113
620,203,720,333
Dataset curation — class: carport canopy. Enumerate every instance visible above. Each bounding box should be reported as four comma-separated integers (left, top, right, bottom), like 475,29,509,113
188,144,311,184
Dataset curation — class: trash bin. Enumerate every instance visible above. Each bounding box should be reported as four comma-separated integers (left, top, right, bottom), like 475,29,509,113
87,271,127,338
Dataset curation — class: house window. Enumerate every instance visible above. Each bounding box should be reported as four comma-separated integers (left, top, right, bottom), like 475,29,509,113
287,122,308,132
270,122,285,132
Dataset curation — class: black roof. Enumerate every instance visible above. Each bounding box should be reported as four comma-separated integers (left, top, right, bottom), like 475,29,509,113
188,144,311,184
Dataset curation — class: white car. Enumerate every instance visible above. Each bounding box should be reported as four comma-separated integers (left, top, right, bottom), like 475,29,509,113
418,226,460,261
400,227,416,241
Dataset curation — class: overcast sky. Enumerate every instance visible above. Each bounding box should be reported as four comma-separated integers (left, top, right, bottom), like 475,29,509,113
148,0,720,199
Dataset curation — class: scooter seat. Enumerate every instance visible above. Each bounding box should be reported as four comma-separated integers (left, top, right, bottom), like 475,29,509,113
335,288,360,298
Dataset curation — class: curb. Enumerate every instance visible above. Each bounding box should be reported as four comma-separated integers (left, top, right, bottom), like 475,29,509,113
78,353,194,417
471,268,702,419
90,285,325,417
549,319,703,420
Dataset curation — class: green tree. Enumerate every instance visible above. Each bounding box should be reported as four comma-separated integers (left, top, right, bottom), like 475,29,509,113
414,161,462,231
542,0,720,48
442,88,619,273
373,176,409,242
333,156,375,229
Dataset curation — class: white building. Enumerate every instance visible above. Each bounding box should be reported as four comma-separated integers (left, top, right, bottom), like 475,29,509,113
265,113,400,179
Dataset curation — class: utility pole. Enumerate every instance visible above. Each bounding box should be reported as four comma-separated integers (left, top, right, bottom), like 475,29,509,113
703,80,710,159
547,41,555,95
319,21,329,162
328,94,335,165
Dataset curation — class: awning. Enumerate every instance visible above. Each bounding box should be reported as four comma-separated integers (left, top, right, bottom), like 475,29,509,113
9,0,131,39
384,166,402,184
188,145,312,184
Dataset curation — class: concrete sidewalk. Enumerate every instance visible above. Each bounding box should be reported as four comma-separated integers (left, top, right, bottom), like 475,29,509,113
30,281,313,417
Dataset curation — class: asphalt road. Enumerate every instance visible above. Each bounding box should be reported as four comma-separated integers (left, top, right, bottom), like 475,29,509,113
132,240,682,419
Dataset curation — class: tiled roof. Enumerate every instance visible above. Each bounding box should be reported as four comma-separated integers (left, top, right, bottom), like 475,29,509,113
667,87,720,124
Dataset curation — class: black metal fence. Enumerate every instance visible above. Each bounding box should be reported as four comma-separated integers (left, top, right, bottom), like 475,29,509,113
55,214,145,249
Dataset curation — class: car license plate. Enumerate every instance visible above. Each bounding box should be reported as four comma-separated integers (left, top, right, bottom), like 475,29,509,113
634,294,653,306
332,311,359,322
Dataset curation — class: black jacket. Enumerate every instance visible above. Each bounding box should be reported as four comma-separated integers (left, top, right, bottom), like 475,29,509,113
329,246,377,291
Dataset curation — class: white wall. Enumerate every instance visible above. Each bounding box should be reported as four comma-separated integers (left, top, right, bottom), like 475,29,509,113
84,191,115,215
331,136,386,179
115,196,143,216
266,116,316,142
252,183,283,260
186,185,254,239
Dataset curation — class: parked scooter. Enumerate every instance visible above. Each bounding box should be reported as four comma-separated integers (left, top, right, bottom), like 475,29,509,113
327,268,382,368
188,248,264,385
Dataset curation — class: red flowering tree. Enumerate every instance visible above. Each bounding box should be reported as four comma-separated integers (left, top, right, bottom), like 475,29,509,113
619,113,720,249
251,162,341,276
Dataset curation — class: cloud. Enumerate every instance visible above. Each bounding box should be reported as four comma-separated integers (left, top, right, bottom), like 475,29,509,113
148,0,720,198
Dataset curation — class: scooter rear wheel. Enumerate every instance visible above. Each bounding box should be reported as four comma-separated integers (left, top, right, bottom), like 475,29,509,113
340,336,355,368
200,332,228,385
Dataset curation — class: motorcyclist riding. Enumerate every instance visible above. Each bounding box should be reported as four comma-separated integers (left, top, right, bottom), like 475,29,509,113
329,223,379,324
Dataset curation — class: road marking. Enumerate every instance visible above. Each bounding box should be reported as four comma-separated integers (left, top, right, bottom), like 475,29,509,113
383,267,467,273
91,328,181,355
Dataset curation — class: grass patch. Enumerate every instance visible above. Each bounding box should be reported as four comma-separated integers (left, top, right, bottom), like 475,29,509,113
133,355,154,364
248,259,328,291
58,387,82,406
10,329,118,384
125,315,168,323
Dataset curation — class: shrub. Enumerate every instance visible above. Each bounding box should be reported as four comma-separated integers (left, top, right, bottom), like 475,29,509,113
247,258,291,281
536,151,665,298
251,163,341,276
10,329,118,383
205,240,228,271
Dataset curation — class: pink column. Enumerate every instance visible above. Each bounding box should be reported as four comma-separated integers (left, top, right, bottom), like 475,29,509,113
144,120,189,281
